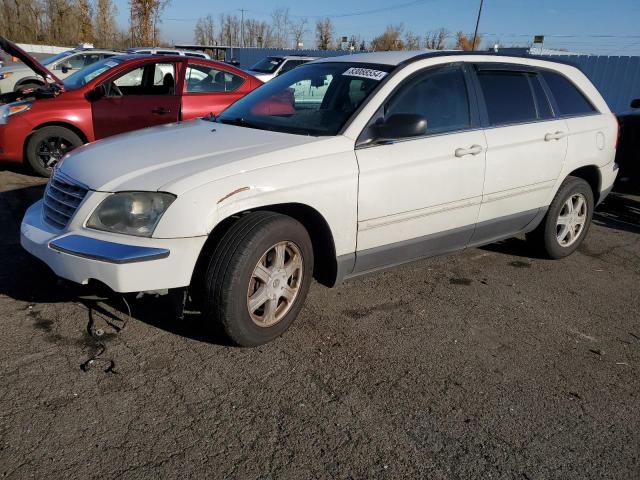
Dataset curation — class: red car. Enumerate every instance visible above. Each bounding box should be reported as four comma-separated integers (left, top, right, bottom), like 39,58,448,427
0,38,262,176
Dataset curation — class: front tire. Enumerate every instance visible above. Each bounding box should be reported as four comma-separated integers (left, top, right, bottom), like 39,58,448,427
203,212,314,346
25,126,83,177
527,176,594,259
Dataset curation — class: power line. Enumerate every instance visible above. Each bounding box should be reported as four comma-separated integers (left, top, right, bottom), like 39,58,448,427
166,0,435,22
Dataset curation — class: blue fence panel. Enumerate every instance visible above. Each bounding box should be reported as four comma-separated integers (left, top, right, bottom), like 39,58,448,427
547,55,640,113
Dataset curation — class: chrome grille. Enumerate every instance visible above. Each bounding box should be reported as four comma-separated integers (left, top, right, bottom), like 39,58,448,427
42,171,88,229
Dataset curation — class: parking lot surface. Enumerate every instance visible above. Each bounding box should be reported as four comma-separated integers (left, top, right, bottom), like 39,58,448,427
0,167,638,479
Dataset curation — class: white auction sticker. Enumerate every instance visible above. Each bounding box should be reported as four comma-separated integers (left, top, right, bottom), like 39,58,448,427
342,67,388,81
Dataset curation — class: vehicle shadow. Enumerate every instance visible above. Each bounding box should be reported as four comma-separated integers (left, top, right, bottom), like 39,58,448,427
0,161,31,175
0,183,231,346
593,191,640,235
479,237,548,260
482,193,640,259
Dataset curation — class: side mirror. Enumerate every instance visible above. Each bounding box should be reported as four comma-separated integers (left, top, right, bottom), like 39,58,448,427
61,62,73,74
85,84,106,102
371,113,428,143
630,98,640,109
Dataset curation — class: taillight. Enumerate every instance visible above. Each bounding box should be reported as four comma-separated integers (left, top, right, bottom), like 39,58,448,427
613,113,620,150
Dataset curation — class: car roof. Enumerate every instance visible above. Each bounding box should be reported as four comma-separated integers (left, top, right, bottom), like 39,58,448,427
314,50,578,69
103,54,251,76
127,47,210,57
282,56,318,60
66,48,121,54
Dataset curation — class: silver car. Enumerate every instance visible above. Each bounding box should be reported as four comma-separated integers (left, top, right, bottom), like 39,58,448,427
0,47,119,93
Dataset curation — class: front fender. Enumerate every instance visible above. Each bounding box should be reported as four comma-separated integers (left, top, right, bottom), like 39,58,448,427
153,151,359,257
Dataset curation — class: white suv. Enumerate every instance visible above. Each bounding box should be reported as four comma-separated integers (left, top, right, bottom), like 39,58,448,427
21,52,618,346
246,55,318,82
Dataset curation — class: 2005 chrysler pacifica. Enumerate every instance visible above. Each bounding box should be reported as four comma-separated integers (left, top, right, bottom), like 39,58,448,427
21,52,619,346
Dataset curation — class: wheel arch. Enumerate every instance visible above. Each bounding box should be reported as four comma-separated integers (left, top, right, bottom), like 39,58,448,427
24,121,89,163
192,202,339,290
14,76,45,90
567,165,601,203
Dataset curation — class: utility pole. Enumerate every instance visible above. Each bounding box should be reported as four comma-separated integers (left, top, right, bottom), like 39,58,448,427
472,0,484,51
239,9,247,47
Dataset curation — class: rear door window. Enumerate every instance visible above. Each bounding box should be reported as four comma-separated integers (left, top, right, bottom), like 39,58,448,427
540,71,596,117
477,70,537,126
185,64,245,92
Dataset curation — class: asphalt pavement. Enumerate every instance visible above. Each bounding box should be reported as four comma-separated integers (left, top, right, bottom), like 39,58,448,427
0,166,638,479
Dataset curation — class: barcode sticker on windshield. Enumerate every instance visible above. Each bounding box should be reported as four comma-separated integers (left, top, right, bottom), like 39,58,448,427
342,67,388,81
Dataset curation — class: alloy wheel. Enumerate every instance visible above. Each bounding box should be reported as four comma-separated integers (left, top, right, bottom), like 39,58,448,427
556,193,588,247
36,136,72,170
247,241,304,327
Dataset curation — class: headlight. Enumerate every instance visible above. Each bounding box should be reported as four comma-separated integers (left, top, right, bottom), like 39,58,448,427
86,192,176,237
0,101,32,124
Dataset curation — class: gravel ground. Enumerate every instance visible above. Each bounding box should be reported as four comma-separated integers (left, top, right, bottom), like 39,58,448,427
0,166,638,479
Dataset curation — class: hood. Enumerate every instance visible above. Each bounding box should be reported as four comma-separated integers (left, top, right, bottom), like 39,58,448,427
0,36,62,87
59,119,326,194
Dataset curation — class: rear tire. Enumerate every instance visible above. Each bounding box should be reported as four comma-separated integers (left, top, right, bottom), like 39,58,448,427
202,211,314,347
526,176,594,259
25,126,83,177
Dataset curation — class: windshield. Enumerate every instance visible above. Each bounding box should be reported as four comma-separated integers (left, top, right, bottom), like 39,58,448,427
217,62,393,136
42,51,74,66
63,57,124,90
250,57,284,74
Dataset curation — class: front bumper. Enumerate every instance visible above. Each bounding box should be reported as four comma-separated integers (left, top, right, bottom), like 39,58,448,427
0,115,32,162
20,200,207,293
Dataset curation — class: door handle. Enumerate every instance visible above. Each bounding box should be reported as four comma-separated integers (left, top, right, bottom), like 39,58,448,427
544,131,566,141
151,107,171,115
455,145,484,157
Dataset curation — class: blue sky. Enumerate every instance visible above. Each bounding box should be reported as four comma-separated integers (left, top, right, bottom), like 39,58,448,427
113,0,640,55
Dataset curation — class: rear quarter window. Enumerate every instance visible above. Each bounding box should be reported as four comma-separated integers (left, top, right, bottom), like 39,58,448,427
541,71,597,117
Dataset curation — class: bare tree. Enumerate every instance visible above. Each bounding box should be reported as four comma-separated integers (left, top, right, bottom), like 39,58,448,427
270,7,290,48
78,0,93,43
45,0,80,46
315,17,333,50
346,34,366,52
404,30,420,50
194,14,215,46
217,13,240,46
246,19,274,47
425,28,447,50
0,0,45,43
455,31,481,51
129,0,171,46
94,0,118,47
370,24,404,51
289,17,307,49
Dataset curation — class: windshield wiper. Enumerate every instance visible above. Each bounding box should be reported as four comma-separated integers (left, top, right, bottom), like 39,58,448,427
218,117,261,130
